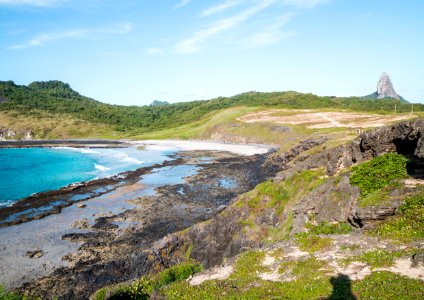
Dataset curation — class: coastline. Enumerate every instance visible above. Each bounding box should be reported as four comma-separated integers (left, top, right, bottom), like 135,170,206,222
0,139,273,227
0,144,274,295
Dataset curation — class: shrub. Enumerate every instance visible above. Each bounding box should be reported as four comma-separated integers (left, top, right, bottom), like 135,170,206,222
350,153,409,197
295,233,333,253
94,262,203,300
373,193,424,241
307,222,353,235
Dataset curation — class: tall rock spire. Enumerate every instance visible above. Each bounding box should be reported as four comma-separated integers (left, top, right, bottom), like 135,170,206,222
376,72,401,100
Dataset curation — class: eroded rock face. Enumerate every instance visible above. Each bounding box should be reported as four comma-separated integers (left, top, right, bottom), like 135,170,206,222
175,119,424,266
376,72,401,100
0,128,32,141
291,175,360,234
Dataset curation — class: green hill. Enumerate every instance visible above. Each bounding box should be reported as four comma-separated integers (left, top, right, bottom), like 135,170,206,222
0,80,421,138
363,92,409,103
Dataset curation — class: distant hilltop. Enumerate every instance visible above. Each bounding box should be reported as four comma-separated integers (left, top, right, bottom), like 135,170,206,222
364,72,408,103
149,100,170,107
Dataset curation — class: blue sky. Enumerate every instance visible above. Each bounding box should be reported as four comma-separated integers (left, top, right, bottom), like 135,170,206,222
0,0,423,105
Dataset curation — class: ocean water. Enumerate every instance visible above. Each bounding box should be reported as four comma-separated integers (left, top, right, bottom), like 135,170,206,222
0,147,174,207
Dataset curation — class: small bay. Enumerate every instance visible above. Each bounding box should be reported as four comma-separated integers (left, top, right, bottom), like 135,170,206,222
0,146,173,207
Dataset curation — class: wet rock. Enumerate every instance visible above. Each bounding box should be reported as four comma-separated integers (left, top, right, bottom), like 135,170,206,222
73,219,90,229
26,250,43,259
92,217,119,231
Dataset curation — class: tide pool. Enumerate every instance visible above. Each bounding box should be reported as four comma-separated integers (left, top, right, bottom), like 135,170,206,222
0,147,174,207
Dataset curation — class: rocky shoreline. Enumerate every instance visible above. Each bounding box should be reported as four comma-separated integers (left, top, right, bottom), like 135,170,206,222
0,155,184,227
0,147,275,298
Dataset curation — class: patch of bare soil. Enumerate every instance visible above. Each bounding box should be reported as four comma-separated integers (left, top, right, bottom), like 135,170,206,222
237,110,416,129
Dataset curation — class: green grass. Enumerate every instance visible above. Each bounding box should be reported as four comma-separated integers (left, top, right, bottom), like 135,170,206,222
0,110,120,139
350,153,409,201
372,193,424,242
295,233,333,253
131,106,259,140
353,271,424,300
157,252,424,299
342,249,416,268
358,181,405,207
306,222,353,235
0,285,39,300
92,261,203,300
244,169,326,212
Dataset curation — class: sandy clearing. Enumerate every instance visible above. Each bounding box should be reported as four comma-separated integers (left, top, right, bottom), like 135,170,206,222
262,254,276,266
237,110,416,129
130,140,272,156
327,261,372,281
377,258,424,280
188,265,234,286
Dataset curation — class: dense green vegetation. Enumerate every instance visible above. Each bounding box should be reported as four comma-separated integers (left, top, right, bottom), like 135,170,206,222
93,262,202,300
0,80,421,134
306,222,353,235
295,233,333,253
350,153,409,199
372,193,424,242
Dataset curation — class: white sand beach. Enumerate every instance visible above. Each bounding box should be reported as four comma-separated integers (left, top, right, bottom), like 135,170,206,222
130,140,273,156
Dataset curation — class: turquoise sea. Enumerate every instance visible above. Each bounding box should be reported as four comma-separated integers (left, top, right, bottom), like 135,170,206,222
0,147,173,207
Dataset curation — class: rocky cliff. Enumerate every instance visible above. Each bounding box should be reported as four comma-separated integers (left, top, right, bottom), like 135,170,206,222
148,119,424,269
0,128,32,141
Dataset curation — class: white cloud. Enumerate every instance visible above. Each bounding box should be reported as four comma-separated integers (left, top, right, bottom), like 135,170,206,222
282,0,330,8
146,47,164,55
175,0,191,9
9,22,134,50
175,0,277,54
0,0,66,6
200,0,245,17
243,13,295,47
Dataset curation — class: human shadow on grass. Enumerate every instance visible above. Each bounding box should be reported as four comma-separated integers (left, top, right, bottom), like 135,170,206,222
326,274,357,300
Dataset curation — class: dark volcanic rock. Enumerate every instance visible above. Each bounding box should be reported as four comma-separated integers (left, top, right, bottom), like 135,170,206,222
275,119,424,180
411,251,424,268
292,175,360,234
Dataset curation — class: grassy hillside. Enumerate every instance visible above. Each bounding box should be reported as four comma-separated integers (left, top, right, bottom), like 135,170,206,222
0,110,119,139
1,80,422,140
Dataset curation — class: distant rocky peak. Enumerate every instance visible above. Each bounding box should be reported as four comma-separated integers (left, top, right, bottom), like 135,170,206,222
376,72,400,100
149,100,170,107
